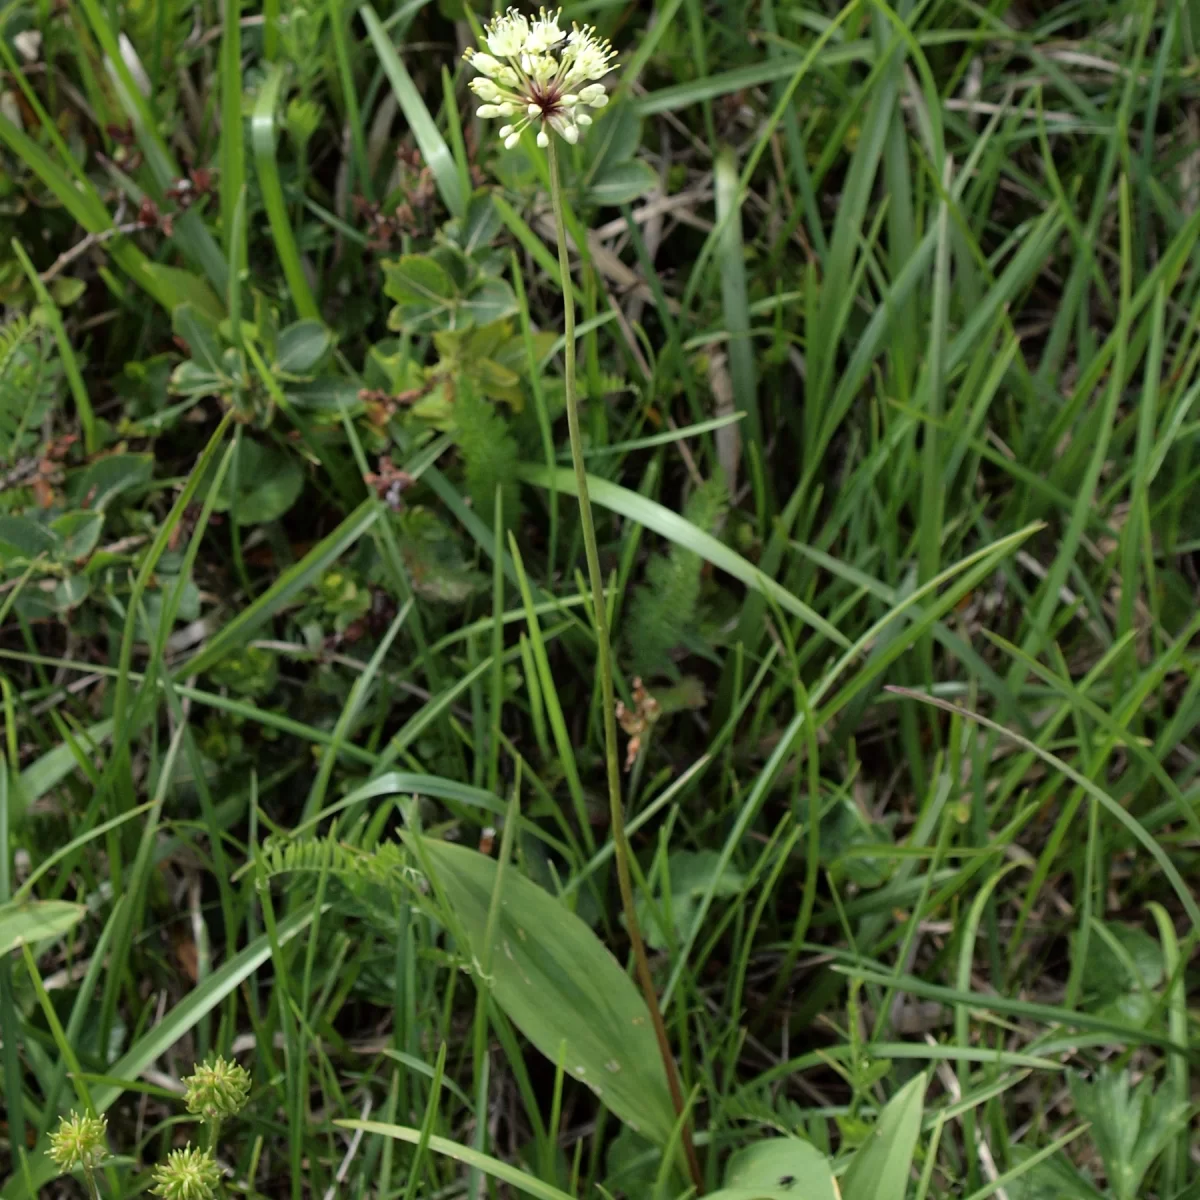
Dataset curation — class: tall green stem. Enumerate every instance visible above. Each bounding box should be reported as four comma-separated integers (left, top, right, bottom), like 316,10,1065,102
546,140,701,1193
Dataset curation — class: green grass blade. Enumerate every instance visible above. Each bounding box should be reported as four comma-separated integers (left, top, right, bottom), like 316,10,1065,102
361,3,465,219
252,64,320,320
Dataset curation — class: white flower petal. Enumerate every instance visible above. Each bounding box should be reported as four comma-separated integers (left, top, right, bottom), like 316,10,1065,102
525,8,565,53
485,9,529,57
504,131,521,149
537,129,550,147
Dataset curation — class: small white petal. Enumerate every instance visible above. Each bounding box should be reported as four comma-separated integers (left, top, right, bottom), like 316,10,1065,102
537,129,549,147
527,103,541,117
588,92,609,108
576,112,592,126
476,104,501,118
498,125,514,138
525,9,565,53
485,10,529,57
498,102,516,115
561,123,579,144
504,132,521,149
560,93,578,105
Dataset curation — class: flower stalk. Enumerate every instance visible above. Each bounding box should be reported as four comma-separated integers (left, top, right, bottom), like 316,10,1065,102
467,10,702,1187
545,137,702,1193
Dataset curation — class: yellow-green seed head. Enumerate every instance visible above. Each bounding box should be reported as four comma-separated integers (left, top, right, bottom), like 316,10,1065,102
183,1055,252,1121
48,1112,108,1173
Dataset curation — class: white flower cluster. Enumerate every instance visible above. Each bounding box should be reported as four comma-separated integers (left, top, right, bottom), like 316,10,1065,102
465,7,615,149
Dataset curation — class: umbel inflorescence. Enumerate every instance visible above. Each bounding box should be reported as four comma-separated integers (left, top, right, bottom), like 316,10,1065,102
464,6,615,148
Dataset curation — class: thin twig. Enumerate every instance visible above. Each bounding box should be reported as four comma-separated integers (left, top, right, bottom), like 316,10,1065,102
40,221,145,284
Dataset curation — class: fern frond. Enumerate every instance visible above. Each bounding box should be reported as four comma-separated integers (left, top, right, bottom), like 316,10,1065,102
625,473,728,678
0,313,60,464
258,835,416,892
258,835,366,880
452,375,520,535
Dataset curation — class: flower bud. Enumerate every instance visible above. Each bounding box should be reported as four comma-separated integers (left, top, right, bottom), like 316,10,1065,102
468,51,503,77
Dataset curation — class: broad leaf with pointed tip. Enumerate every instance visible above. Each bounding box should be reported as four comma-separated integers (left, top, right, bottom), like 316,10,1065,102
419,838,677,1147
839,1074,925,1200
0,900,86,956
706,1138,838,1200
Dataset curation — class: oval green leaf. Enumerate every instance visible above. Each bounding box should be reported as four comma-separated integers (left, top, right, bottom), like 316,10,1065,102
588,159,658,207
274,319,332,375
0,899,86,957
419,838,677,1146
713,1138,838,1200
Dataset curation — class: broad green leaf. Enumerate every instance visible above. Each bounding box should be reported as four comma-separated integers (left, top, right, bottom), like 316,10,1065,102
1003,1150,1106,1200
216,439,304,525
0,517,57,563
384,255,458,309
274,319,332,375
588,159,658,207
49,277,86,307
51,575,89,611
1069,1069,1190,1200
170,361,230,398
1077,920,1164,1024
0,899,85,956
450,191,503,256
50,511,104,560
419,837,678,1146
66,454,154,510
398,507,486,604
172,302,226,377
142,266,224,319
839,1073,925,1200
636,850,745,951
708,1138,838,1200
462,278,519,327
285,377,363,416
14,718,114,815
585,103,643,180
